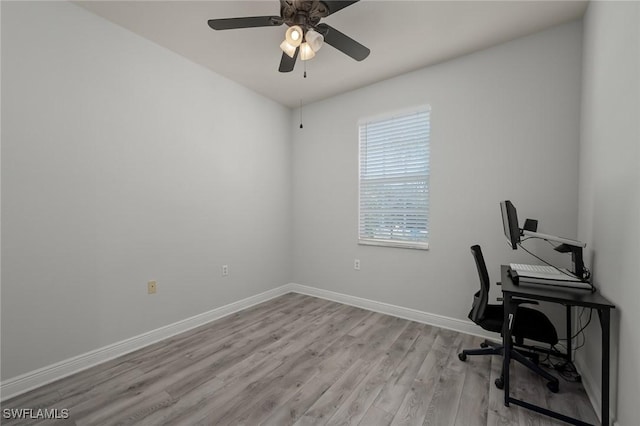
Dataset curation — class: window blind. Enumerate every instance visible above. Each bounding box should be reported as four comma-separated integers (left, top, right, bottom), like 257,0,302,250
358,108,430,249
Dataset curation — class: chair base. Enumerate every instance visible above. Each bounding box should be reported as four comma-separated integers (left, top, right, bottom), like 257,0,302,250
458,339,559,393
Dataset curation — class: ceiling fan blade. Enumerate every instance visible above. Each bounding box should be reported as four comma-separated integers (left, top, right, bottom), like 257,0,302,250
279,48,299,73
316,23,370,61
207,16,283,30
321,1,360,16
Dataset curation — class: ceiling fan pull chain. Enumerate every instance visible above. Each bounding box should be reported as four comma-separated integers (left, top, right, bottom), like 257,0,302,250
304,60,307,78
299,99,303,129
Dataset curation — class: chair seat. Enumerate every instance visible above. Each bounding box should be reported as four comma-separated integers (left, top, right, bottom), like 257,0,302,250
476,304,559,345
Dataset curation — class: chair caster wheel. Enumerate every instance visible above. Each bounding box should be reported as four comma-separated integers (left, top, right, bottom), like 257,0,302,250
480,341,489,348
495,377,504,389
547,381,559,393
458,353,467,361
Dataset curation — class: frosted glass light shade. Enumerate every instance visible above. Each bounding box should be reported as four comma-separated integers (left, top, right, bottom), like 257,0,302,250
305,29,324,52
300,42,316,60
285,25,303,47
280,40,297,58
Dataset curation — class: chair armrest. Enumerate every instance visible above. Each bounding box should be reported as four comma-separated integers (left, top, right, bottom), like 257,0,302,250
512,298,539,306
497,298,538,305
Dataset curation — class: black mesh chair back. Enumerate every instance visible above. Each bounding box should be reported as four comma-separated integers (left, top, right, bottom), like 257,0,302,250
468,245,490,323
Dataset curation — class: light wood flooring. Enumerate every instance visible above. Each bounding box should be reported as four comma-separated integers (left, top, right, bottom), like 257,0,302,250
2,293,599,425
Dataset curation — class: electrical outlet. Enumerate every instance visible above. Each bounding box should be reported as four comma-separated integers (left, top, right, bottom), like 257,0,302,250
354,259,361,270
222,265,229,277
147,280,157,294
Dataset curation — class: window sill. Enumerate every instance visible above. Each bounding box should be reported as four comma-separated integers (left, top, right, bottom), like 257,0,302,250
358,239,429,250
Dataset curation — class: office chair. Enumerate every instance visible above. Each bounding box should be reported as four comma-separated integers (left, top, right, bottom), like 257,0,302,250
458,245,560,392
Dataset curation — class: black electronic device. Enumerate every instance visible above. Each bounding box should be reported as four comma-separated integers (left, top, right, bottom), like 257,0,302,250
523,218,538,232
500,200,520,249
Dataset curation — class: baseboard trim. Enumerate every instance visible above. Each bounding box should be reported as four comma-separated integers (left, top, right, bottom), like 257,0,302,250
0,285,292,401
288,283,495,341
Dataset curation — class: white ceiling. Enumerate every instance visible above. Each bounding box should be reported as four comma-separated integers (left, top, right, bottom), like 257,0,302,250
77,1,588,108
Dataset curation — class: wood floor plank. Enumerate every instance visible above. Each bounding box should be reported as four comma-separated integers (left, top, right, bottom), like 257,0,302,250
3,293,309,413
422,332,470,426
359,405,394,426
512,365,557,426
134,301,359,425
258,320,392,426
63,296,329,425
160,295,334,398
75,391,175,426
224,314,409,425
114,292,308,369
128,293,319,374
539,363,600,425
1,366,144,424
293,316,410,426
487,354,520,425
133,377,224,426
453,336,491,426
324,322,428,426
1,294,600,426
163,305,374,424
371,325,438,417
389,330,458,426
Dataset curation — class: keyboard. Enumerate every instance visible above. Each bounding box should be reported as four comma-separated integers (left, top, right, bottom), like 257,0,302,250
510,263,562,275
509,263,593,290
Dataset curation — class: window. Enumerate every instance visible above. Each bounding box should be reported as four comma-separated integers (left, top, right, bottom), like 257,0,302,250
358,107,431,249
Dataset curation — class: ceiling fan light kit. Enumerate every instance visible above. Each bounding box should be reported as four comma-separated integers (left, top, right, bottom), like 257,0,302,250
280,40,298,58
299,42,316,61
305,29,324,52
207,0,370,73
285,25,303,46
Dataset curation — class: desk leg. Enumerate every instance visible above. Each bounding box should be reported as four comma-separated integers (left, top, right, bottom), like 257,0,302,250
503,293,514,407
566,305,572,362
598,308,611,426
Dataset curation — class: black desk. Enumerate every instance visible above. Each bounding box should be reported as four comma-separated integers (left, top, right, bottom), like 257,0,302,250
501,265,615,426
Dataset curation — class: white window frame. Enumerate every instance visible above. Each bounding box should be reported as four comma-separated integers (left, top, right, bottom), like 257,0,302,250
358,105,431,250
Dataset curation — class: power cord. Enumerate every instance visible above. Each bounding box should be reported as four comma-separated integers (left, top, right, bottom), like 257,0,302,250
539,307,594,383
542,353,582,382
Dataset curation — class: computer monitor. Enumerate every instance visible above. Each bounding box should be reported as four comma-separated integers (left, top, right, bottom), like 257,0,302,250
500,200,520,249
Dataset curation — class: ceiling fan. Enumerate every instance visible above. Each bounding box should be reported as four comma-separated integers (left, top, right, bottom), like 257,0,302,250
207,0,370,73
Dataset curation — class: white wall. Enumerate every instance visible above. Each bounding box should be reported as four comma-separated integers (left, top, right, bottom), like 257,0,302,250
292,22,583,324
1,1,291,380
578,2,640,425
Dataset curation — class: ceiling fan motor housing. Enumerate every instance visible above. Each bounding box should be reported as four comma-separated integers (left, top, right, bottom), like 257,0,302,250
280,0,330,29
